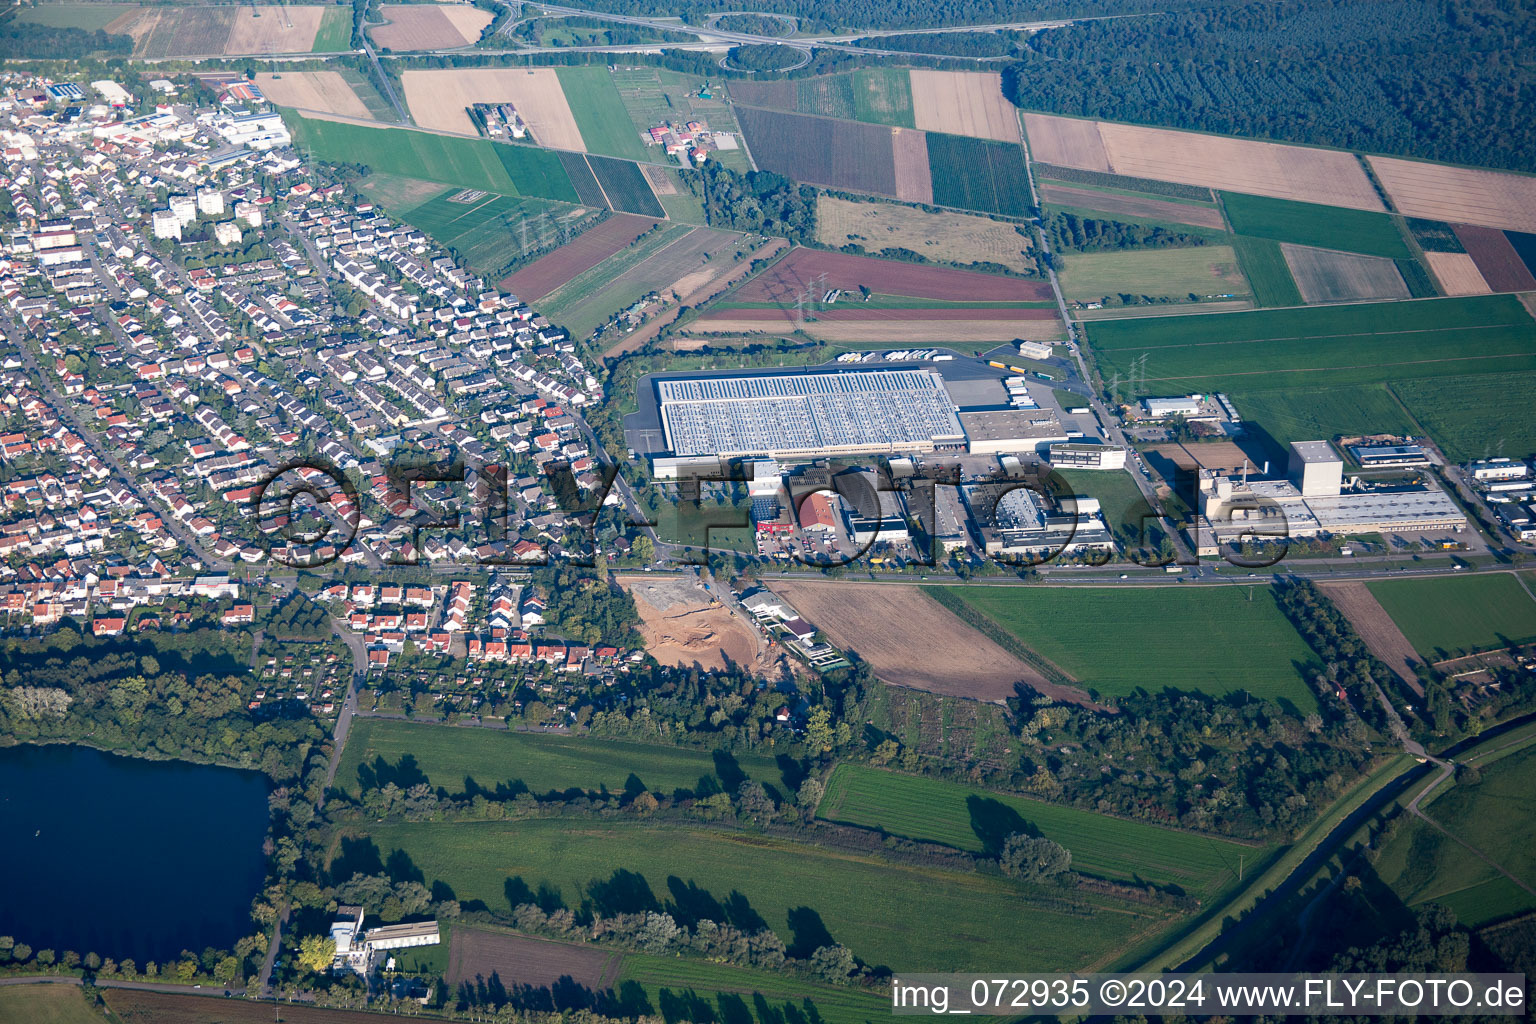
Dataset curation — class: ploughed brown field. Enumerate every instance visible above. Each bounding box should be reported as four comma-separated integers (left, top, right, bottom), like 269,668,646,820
1038,183,1226,230
731,248,1053,303
1317,582,1424,694
448,925,621,991
1454,225,1536,292
1280,244,1409,304
769,582,1094,705
499,214,659,300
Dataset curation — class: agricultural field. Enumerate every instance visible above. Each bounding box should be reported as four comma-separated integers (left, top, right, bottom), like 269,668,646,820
688,312,1067,345
396,188,602,280
500,213,659,300
935,585,1321,709
818,764,1266,900
334,717,786,801
1038,183,1227,231
1364,573,1536,661
285,113,580,202
1221,193,1411,258
1317,582,1422,689
0,984,100,1024
255,71,372,120
1058,245,1249,304
815,195,1033,272
728,68,915,127
1233,384,1418,450
14,3,132,30
1280,244,1410,304
731,248,1051,303
120,4,234,57
613,953,893,1024
1424,251,1492,295
1023,113,1385,211
1086,295,1536,398
1374,742,1536,926
106,990,402,1023
1231,236,1304,307
768,581,1063,703
311,5,351,50
348,817,1171,972
891,126,933,204
927,133,1033,217
227,5,328,54
447,925,619,990
1455,225,1536,292
1369,156,1536,234
371,3,490,50
908,69,1019,142
400,68,584,147
556,66,653,161
736,105,899,197
587,154,664,217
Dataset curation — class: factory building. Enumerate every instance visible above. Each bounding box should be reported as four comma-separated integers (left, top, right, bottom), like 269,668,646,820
1289,440,1345,497
1048,442,1127,471
1350,443,1430,469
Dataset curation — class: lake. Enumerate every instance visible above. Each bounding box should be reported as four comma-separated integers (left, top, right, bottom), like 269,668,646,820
0,743,270,963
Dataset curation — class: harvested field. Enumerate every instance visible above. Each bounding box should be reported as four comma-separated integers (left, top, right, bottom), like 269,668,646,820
620,575,762,672
891,126,934,204
128,5,235,56
815,195,1031,272
106,990,393,1023
500,213,658,300
1281,244,1410,304
373,3,490,49
1023,113,1110,172
1318,581,1424,694
1456,225,1536,293
703,307,1058,323
1425,251,1492,296
1058,245,1247,303
1024,113,1383,211
909,69,1018,143
688,318,1065,343
226,5,325,53
255,71,372,120
732,248,1051,303
736,106,898,197
401,68,584,147
448,926,620,991
1369,157,1536,233
770,581,1076,703
1038,183,1226,230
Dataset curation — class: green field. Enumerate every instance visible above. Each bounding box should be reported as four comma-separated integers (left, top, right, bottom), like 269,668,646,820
286,113,579,202
1390,372,1536,463
338,66,396,121
1058,245,1249,303
15,2,128,30
335,718,788,799
1221,193,1411,259
1365,573,1536,660
615,953,891,1024
927,133,1033,217
312,5,352,50
934,585,1320,708
392,187,598,278
1087,295,1536,397
729,68,915,127
1231,236,1303,307
1232,384,1419,449
352,817,1167,971
1052,468,1155,540
557,66,653,161
1375,743,1536,926
0,985,101,1024
818,764,1265,900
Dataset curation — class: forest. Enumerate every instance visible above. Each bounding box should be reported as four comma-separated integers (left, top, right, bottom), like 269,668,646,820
1004,0,1536,173
683,163,817,244
0,17,131,59
1042,212,1209,253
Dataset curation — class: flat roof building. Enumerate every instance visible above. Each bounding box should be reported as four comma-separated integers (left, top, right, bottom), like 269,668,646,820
1289,440,1344,497
960,409,1069,455
1142,396,1201,419
1048,442,1127,470
1350,443,1430,469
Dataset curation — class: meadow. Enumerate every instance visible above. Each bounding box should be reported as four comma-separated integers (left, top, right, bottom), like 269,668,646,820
1231,236,1303,307
0,984,100,1024
15,2,128,30
311,5,352,50
1374,742,1536,926
1230,384,1418,449
933,585,1321,708
1221,192,1411,259
334,717,787,799
729,68,915,127
1390,372,1536,463
817,764,1267,900
397,189,599,278
1364,573,1536,660
1058,244,1249,302
556,66,653,162
614,954,892,1024
350,817,1168,971
1087,295,1536,397
1053,468,1155,539
927,133,1033,217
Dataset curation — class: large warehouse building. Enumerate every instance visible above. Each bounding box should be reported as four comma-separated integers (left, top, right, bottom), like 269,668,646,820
655,369,965,461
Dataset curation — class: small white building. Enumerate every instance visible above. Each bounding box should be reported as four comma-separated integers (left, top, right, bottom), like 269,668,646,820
1142,396,1201,419
1048,442,1127,471
1017,340,1054,361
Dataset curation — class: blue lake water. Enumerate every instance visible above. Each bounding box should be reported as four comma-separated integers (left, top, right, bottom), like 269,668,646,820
0,743,270,963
